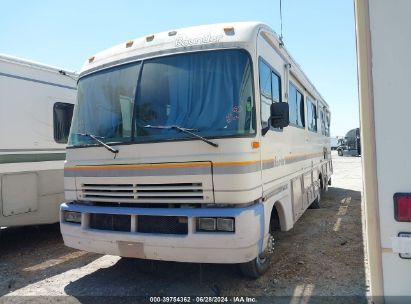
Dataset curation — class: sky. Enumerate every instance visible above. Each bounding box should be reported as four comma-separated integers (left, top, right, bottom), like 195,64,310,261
0,0,359,137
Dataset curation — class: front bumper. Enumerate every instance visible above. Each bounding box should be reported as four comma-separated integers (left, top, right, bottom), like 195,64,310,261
60,202,265,264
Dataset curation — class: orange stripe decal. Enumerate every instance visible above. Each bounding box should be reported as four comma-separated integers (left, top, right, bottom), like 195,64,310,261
64,160,262,171
64,152,326,171
64,162,212,171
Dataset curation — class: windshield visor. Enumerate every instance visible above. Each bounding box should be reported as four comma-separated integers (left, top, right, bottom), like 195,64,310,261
69,49,255,146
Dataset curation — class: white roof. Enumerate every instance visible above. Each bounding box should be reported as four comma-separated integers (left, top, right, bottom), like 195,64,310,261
81,21,265,74
80,21,328,107
0,53,77,78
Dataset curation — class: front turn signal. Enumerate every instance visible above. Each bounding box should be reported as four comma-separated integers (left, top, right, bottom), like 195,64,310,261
252,141,260,149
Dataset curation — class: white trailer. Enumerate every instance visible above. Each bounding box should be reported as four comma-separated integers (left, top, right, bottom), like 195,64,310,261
60,22,332,277
355,0,411,298
0,54,77,228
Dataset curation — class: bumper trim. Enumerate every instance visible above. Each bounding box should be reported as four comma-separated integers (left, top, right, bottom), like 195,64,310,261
62,226,259,263
60,201,265,264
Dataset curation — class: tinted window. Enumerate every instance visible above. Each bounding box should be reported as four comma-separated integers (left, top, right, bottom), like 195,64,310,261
307,98,317,132
271,72,281,103
53,102,74,144
259,61,272,127
136,50,255,139
320,109,326,135
69,50,255,147
298,92,305,127
259,59,282,128
289,82,305,128
259,61,272,98
69,62,141,146
325,112,330,136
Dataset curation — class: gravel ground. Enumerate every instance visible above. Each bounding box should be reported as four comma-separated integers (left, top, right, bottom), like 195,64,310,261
0,153,366,301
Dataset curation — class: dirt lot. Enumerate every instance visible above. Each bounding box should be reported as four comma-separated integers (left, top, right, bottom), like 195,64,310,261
0,153,366,301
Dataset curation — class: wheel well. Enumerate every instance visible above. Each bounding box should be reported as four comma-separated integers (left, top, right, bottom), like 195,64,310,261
270,204,282,232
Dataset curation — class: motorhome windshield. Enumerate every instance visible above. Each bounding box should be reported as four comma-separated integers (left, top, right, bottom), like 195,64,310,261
68,49,255,147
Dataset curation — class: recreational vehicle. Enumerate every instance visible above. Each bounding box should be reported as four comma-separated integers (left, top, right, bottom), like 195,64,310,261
355,0,411,297
0,54,77,229
60,22,332,277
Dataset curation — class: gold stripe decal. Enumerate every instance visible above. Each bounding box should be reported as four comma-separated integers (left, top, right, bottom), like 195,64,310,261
64,152,328,177
64,161,211,171
64,160,260,171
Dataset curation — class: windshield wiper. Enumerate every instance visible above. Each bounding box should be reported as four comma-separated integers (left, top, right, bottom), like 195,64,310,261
74,133,119,154
143,125,219,148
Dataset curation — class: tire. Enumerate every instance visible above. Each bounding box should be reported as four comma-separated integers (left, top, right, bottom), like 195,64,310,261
239,233,274,278
309,178,322,209
309,191,321,209
338,149,343,156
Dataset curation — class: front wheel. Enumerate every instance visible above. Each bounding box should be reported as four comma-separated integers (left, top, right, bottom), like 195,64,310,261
338,149,343,156
239,233,274,278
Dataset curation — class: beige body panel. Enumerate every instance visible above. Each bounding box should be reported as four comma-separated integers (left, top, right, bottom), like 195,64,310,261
355,0,411,297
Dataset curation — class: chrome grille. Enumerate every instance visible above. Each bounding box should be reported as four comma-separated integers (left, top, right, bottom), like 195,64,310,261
80,183,204,203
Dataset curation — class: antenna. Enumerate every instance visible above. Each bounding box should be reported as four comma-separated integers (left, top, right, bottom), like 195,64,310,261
279,0,284,47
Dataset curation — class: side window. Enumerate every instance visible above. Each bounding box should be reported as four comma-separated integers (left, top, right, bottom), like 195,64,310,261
259,60,272,127
53,102,74,144
325,111,330,136
288,82,305,128
289,83,298,126
307,98,317,132
320,109,326,135
271,72,281,103
259,59,282,129
298,91,305,127
259,60,272,98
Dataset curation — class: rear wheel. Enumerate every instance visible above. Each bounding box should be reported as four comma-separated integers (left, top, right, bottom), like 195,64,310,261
309,178,322,209
239,233,274,278
309,189,321,209
338,149,343,156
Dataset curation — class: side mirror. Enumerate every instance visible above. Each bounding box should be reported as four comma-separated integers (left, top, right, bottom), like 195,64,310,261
270,102,289,128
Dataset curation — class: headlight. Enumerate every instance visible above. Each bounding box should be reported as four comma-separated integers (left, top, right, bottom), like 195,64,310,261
217,218,234,232
198,218,216,231
63,211,81,224
197,217,235,232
